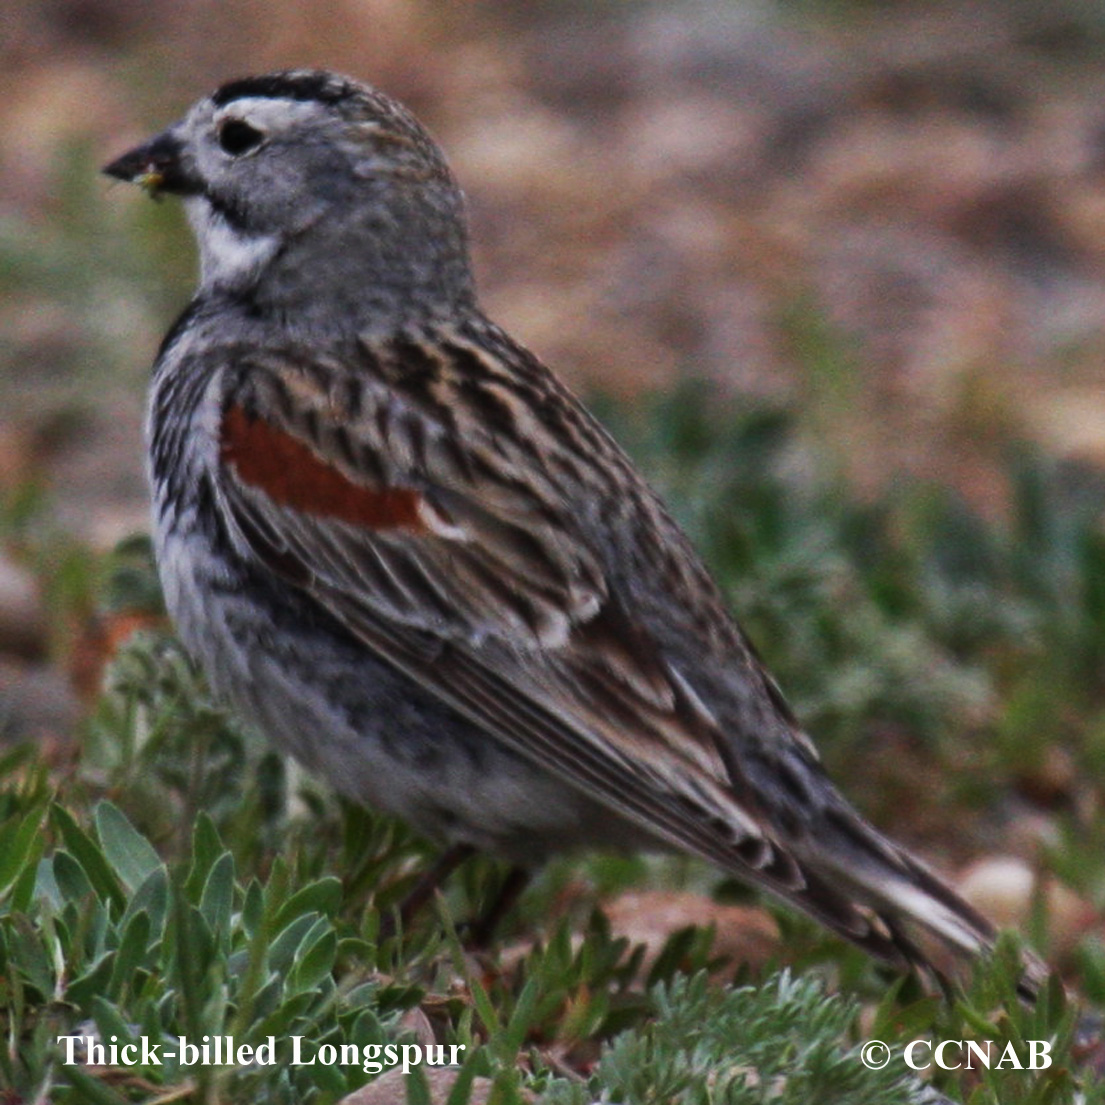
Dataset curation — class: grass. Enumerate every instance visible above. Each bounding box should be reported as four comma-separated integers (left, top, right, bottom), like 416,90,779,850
3,381,1105,1102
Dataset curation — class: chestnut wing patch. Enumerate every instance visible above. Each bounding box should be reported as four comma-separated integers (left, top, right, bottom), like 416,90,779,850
220,404,426,531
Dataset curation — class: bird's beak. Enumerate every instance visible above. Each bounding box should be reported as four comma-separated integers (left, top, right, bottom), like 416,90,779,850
102,130,200,198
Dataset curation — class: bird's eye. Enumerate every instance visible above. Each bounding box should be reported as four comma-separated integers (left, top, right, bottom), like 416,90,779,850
217,118,265,156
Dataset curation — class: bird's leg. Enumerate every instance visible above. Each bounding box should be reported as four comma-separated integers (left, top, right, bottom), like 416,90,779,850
465,865,531,947
377,843,476,940
378,848,530,946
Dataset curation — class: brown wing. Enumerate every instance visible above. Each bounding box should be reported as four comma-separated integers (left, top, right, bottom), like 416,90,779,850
211,334,1007,978
215,344,770,847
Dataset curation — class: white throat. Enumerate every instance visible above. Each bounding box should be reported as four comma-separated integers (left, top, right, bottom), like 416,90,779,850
186,196,280,289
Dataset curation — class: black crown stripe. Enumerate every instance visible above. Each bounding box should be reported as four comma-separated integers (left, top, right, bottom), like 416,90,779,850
212,72,352,109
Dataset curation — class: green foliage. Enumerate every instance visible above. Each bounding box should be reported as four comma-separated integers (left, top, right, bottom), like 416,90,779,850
6,386,1105,1101
556,971,931,1105
603,384,1105,792
599,384,994,756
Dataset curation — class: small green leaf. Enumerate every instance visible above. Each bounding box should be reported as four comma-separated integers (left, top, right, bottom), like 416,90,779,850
468,975,501,1038
52,805,125,912
199,851,235,940
245,971,284,1022
66,952,115,1008
288,930,337,994
646,925,701,989
95,802,162,893
445,1056,482,1105
185,812,225,903
63,1065,133,1105
242,878,264,938
0,807,45,896
172,900,216,1038
406,1064,434,1105
10,914,56,998
122,865,170,941
251,990,316,1039
53,849,94,904
229,877,272,1037
91,994,139,1054
269,914,323,975
271,876,343,932
500,977,541,1058
108,909,151,1000
349,1006,386,1045
11,847,40,912
33,856,61,909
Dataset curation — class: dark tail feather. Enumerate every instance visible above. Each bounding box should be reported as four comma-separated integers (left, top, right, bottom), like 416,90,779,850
799,811,1047,1002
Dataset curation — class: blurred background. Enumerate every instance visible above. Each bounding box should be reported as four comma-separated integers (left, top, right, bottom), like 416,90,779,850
8,0,1105,534
7,0,1105,962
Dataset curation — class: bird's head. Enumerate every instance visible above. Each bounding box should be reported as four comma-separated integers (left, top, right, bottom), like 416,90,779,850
104,70,473,320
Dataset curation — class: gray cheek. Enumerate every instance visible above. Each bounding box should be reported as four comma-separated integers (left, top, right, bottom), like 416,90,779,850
307,160,363,206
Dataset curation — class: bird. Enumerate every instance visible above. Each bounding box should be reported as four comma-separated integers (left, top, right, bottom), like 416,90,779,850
103,69,1041,996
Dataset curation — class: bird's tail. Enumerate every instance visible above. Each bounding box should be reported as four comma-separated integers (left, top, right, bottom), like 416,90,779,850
787,808,1047,1002
709,729,1045,1000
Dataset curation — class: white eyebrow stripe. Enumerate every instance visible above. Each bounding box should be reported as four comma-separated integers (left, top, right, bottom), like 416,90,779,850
212,96,326,132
